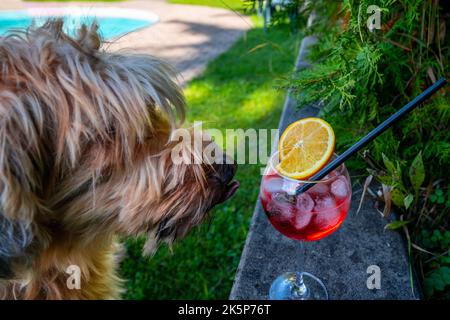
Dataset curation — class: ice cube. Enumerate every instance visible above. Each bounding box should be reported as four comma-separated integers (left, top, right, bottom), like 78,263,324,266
309,183,329,196
326,170,339,178
296,193,314,213
273,192,295,204
331,177,349,199
313,195,342,228
293,210,313,230
267,200,295,220
264,177,283,194
280,206,295,221
313,195,336,211
282,179,298,195
314,207,341,228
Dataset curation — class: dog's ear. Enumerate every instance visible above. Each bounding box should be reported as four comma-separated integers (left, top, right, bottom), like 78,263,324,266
77,23,101,52
0,127,43,278
0,215,35,278
0,59,48,279
0,106,50,278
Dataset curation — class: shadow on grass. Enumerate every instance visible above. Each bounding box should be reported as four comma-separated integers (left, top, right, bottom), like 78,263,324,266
120,22,301,300
127,18,252,82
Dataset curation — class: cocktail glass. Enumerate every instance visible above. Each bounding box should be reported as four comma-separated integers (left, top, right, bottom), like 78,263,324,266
260,151,352,300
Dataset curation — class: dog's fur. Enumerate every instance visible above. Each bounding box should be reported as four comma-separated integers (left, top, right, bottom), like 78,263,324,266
0,20,238,299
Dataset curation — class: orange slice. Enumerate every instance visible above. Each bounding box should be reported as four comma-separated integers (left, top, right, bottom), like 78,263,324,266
276,117,335,180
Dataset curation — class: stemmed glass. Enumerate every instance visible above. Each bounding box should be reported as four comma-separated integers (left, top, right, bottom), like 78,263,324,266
260,151,352,300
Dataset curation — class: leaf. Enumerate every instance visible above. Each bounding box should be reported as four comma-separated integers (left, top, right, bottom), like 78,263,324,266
385,220,411,230
433,230,442,239
409,151,425,193
404,194,414,209
381,184,392,217
357,175,373,214
247,42,269,54
396,162,403,182
382,153,397,175
411,243,434,255
425,267,450,293
377,174,394,186
443,256,450,265
391,188,406,207
427,67,437,83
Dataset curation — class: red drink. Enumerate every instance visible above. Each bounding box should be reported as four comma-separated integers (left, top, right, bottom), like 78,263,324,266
263,118,355,300
260,166,351,241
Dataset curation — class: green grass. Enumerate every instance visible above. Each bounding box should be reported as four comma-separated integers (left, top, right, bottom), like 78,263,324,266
120,19,300,299
168,0,245,11
24,0,124,2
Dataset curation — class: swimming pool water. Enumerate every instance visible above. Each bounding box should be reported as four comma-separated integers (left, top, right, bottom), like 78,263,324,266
0,10,156,39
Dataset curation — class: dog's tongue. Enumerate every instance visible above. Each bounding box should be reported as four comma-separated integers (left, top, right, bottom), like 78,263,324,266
223,181,240,201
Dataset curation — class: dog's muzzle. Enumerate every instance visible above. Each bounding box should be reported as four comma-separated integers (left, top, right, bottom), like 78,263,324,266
214,154,239,204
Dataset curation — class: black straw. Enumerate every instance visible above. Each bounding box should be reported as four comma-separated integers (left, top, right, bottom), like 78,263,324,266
295,77,447,195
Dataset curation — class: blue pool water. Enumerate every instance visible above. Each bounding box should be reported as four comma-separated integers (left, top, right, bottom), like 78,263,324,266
0,11,156,39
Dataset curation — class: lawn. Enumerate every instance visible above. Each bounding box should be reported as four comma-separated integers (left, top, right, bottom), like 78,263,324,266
120,18,300,299
168,0,245,11
24,0,124,2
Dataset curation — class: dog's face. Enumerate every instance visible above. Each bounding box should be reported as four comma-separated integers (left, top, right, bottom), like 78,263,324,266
110,128,239,254
0,20,238,279
134,131,239,253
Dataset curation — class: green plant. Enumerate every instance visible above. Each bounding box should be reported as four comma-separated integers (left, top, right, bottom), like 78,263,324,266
417,229,450,299
374,152,424,214
430,188,450,207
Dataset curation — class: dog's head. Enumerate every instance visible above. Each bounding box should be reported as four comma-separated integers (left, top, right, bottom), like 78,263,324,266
0,20,238,277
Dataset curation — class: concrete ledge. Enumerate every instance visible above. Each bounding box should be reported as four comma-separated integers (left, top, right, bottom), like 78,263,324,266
229,36,420,300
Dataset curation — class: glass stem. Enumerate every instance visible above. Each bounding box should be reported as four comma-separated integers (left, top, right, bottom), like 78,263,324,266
292,273,308,297
292,242,310,299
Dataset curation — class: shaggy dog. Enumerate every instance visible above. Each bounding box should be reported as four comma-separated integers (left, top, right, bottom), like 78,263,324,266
0,20,239,299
